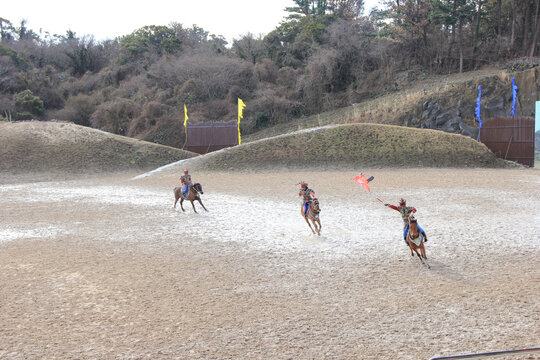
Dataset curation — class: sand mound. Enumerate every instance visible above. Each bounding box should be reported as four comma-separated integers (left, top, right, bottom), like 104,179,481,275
0,121,197,176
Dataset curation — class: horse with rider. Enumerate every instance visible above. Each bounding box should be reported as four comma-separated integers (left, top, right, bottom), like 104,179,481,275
174,169,208,213
299,182,321,235
385,198,428,246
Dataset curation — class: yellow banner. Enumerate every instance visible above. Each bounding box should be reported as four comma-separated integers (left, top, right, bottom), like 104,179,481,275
184,104,188,128
238,98,246,145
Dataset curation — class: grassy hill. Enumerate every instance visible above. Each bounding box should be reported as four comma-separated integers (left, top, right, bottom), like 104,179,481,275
0,121,197,176
178,123,514,171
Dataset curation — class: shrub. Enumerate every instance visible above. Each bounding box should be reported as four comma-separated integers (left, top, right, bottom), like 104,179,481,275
55,94,98,126
38,88,65,109
13,90,44,117
248,90,303,130
15,111,34,120
90,99,141,134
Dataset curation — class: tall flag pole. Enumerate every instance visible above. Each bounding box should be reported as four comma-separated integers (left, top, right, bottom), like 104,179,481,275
238,98,246,145
475,85,482,141
184,104,188,144
511,77,518,116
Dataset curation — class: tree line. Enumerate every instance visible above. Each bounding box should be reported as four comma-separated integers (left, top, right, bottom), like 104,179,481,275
0,0,538,147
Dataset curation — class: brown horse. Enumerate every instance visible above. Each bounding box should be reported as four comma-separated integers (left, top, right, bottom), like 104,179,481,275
406,214,429,268
301,198,321,236
173,183,208,213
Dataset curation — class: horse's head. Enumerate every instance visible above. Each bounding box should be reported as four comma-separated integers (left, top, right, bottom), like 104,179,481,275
408,213,419,236
193,183,203,195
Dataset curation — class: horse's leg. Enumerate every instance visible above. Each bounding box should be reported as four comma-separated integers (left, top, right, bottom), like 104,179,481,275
413,247,425,265
408,238,415,256
190,200,198,213
174,189,180,208
197,197,208,212
420,244,430,268
311,218,320,236
304,216,315,234
316,219,321,235
180,198,185,212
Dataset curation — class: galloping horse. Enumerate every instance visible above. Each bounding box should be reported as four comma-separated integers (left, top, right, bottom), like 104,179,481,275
406,214,429,268
301,198,321,236
173,183,208,213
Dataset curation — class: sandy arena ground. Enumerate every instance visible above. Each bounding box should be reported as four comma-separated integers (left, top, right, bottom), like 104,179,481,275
0,168,539,359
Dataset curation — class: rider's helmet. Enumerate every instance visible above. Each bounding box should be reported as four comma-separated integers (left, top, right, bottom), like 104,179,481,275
399,198,406,206
301,182,308,189
184,169,189,175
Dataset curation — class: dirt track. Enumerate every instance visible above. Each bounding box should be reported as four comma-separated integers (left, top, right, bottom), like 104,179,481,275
0,169,539,359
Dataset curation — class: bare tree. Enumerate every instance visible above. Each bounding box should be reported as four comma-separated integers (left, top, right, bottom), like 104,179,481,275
232,33,265,64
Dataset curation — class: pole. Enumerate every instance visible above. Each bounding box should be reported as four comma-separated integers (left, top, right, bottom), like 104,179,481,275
430,347,540,360
504,134,513,159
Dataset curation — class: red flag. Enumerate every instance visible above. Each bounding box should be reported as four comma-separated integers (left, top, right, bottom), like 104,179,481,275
352,173,374,192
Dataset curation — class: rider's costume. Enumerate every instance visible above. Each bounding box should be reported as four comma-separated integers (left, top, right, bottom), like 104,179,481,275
180,174,192,197
386,204,427,242
299,187,315,217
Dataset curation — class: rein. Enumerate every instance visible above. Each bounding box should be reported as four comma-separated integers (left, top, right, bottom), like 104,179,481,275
190,184,202,197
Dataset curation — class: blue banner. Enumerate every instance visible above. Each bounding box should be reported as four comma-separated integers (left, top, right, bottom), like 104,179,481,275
511,78,518,116
475,85,482,140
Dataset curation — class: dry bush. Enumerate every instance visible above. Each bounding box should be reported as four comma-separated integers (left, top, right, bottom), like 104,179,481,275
37,88,65,109
90,99,141,134
54,93,99,126
59,72,101,96
277,66,300,88
140,115,185,148
0,56,23,93
226,85,251,105
297,49,339,113
111,75,152,102
254,59,279,84
145,50,255,103
198,99,234,121
249,88,303,129
129,101,171,135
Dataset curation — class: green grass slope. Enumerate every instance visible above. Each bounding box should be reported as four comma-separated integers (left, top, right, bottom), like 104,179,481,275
185,123,514,171
0,121,198,174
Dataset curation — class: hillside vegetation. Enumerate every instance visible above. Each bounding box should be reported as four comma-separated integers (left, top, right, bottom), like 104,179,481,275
1,1,538,148
245,66,540,142
179,123,513,171
0,121,197,175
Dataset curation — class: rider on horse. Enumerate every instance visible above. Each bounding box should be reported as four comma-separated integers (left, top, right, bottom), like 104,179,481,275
180,169,192,198
385,198,428,245
299,182,315,218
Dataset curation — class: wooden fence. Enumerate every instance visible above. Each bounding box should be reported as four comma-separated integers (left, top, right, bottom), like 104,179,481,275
479,117,535,167
186,122,238,154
